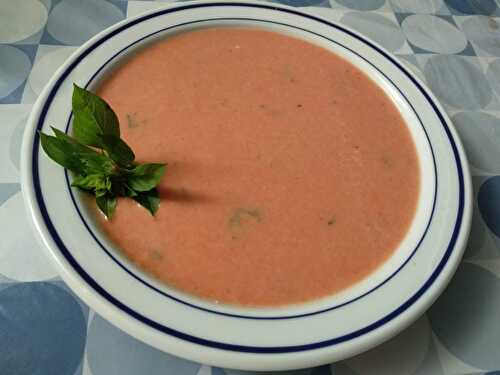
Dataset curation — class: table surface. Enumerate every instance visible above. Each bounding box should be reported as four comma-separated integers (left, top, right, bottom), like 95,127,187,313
1,1,500,374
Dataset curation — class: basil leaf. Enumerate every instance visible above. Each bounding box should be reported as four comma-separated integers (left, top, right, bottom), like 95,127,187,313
100,134,135,168
128,163,166,192
82,154,116,175
95,189,108,198
108,177,137,198
96,194,117,219
40,84,167,219
71,174,110,193
39,132,87,175
72,84,119,146
123,184,138,197
46,127,117,175
116,182,138,197
52,127,95,154
133,188,160,216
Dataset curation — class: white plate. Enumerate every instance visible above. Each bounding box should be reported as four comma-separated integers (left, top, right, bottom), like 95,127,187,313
21,1,472,371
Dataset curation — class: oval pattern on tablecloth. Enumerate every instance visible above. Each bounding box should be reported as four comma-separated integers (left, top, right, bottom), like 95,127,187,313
402,15,467,54
333,0,386,11
444,0,498,15
461,16,500,56
389,0,444,13
0,192,57,281
0,46,31,100
0,183,20,206
464,202,489,259
86,314,201,375
486,59,500,96
0,0,47,43
464,177,499,260
424,55,492,110
28,47,77,96
47,0,124,45
8,116,27,171
428,263,500,371
452,112,500,173
340,12,405,51
478,177,500,238
345,317,430,375
0,282,86,375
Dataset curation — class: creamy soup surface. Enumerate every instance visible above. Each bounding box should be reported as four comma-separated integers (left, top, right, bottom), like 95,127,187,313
93,27,420,306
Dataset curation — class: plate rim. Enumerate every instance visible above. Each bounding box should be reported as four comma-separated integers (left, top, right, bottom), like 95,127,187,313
20,0,473,370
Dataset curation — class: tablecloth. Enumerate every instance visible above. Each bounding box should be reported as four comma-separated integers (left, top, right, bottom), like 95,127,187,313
1,1,500,374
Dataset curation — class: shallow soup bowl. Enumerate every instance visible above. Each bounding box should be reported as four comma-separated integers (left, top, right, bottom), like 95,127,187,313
21,1,472,371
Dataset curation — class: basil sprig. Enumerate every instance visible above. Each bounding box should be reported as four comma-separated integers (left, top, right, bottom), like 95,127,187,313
39,84,166,219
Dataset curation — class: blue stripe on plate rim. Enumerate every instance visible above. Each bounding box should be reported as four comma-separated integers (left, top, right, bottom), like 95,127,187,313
30,2,464,353
63,17,437,320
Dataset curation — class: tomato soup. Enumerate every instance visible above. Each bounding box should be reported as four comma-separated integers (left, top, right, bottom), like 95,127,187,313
93,27,420,306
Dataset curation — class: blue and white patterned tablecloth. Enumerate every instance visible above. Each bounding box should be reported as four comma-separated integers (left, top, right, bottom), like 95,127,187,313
1,1,500,374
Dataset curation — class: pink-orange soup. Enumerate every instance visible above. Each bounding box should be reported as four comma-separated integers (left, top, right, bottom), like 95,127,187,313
93,27,420,306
